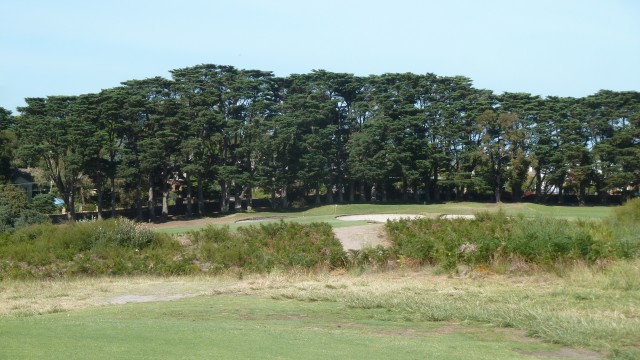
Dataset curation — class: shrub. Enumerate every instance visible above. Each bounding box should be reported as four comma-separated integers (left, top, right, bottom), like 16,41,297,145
614,198,640,224
606,198,640,259
0,185,29,232
386,210,637,271
30,193,58,214
345,246,390,269
191,221,345,273
14,209,51,229
92,218,156,249
0,185,28,218
0,219,192,278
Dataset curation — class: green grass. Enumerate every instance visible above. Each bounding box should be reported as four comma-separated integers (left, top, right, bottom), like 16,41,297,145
1,258,638,359
154,202,615,234
0,294,595,360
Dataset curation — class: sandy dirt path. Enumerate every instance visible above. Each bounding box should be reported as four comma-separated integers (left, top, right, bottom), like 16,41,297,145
333,224,388,250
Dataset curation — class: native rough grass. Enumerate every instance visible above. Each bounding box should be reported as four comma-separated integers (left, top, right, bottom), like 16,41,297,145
1,261,638,358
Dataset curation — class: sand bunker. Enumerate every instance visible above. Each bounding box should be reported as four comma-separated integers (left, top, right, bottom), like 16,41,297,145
336,214,426,222
440,214,476,220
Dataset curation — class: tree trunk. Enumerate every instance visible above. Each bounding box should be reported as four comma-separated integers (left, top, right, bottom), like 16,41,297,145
423,179,431,203
511,180,523,202
220,180,229,213
495,164,502,203
281,185,289,208
148,187,155,221
578,181,587,206
414,186,420,202
402,178,408,201
382,184,387,202
325,184,333,204
161,179,169,221
235,190,242,211
185,174,193,218
370,184,377,202
246,185,253,211
535,167,543,203
315,182,321,205
558,184,564,204
338,183,344,203
110,176,117,218
148,180,155,222
598,189,609,205
66,189,76,221
359,182,366,202
197,174,204,216
455,186,464,201
96,187,103,220
271,187,277,209
135,176,143,221
433,169,440,202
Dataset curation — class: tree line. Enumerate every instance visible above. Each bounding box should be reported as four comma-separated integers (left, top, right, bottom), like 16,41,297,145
1,65,639,220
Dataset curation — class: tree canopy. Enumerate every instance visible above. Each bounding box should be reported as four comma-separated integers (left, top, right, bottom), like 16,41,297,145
7,65,640,220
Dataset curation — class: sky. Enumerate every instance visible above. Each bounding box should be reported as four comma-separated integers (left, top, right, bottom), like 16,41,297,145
1,0,639,113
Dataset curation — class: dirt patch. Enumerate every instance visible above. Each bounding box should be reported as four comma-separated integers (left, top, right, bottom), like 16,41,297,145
516,348,603,359
108,294,197,305
333,224,388,250
143,214,242,230
235,216,289,223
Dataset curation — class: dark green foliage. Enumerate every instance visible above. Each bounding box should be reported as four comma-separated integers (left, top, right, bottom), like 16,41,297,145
11,65,640,211
29,193,58,214
0,185,28,218
386,208,639,271
13,209,51,229
191,221,345,272
0,185,30,232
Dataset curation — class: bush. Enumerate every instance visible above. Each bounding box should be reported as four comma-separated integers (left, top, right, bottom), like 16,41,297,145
607,198,640,259
30,193,58,214
14,209,51,229
386,210,638,271
191,221,345,273
614,198,640,224
0,219,193,278
92,218,156,249
0,185,28,218
0,185,29,232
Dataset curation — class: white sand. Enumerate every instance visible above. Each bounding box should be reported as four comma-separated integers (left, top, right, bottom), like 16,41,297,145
440,214,476,220
336,214,426,222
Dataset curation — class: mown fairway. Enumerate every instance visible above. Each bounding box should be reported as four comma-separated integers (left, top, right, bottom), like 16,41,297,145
0,294,572,360
1,262,638,359
152,202,616,234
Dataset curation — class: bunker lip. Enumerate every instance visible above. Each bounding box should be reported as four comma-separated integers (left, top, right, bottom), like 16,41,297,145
440,214,476,220
235,216,289,223
336,214,426,222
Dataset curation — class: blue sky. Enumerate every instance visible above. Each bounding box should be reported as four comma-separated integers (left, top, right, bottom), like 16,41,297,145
1,0,639,112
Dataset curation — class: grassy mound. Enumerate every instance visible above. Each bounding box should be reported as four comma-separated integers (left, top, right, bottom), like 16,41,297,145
0,219,345,279
190,221,344,273
386,199,640,271
0,218,194,279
